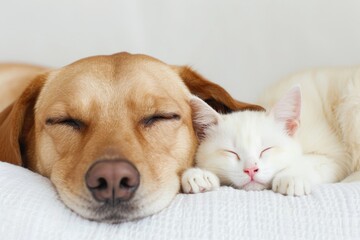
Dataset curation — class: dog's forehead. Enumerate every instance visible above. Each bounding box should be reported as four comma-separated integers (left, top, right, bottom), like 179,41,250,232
66,59,184,98
52,53,185,90
36,53,190,115
63,52,169,77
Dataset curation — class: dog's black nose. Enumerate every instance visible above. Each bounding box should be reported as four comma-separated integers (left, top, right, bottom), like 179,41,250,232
85,160,140,204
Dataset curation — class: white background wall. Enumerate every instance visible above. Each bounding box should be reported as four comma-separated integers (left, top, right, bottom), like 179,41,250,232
1,0,360,102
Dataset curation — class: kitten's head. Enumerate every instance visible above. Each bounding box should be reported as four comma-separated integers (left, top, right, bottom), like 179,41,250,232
192,86,302,191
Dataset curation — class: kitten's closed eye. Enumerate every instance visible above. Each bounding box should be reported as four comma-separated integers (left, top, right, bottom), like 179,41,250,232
260,147,273,158
223,150,240,160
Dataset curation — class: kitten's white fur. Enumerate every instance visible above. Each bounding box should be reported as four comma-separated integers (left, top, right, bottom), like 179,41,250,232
183,66,360,196
260,67,360,184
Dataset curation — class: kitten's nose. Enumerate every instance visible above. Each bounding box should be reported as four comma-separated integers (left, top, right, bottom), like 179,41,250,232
244,166,259,179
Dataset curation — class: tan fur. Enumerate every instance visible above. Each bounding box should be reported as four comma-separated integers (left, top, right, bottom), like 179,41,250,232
0,52,262,222
0,64,47,112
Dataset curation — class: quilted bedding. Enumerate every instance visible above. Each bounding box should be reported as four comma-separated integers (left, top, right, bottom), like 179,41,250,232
0,162,359,240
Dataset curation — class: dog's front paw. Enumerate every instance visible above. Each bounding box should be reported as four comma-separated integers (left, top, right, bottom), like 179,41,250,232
181,168,220,194
272,174,312,196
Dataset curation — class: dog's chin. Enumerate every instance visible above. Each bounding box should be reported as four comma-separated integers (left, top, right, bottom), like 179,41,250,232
60,197,170,223
57,186,179,223
241,181,267,191
61,199,156,223
83,201,141,223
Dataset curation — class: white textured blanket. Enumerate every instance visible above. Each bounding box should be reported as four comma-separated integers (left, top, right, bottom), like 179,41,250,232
0,162,359,240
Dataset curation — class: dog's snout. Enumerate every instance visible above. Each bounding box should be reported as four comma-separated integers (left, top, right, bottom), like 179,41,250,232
85,160,140,204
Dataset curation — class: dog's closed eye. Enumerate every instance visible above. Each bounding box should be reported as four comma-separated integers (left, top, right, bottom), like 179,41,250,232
46,117,85,131
141,113,181,127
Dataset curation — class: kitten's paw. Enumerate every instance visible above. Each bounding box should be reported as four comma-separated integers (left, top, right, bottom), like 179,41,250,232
272,175,312,196
181,168,220,194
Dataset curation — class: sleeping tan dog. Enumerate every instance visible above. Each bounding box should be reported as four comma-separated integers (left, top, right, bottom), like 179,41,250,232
0,52,262,222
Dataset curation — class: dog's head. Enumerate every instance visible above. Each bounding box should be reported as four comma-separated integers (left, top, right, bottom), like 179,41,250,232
0,52,263,222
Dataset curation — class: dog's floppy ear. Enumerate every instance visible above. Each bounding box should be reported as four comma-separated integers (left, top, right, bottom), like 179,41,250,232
172,66,264,113
0,74,47,166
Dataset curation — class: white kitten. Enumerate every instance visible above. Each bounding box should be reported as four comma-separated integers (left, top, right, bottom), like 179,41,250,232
182,86,336,196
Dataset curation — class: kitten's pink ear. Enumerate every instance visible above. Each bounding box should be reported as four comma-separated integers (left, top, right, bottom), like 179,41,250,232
190,96,221,141
270,86,301,136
